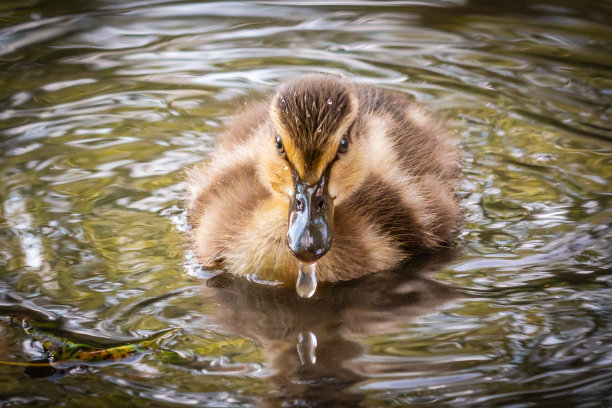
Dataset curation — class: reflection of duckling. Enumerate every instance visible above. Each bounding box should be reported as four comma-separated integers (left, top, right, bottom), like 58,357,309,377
186,75,461,285
198,253,459,407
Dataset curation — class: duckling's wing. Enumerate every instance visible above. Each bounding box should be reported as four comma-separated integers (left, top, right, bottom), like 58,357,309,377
345,85,461,252
185,101,273,267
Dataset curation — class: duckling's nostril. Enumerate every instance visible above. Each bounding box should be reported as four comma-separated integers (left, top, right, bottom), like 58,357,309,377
296,197,305,212
315,187,325,210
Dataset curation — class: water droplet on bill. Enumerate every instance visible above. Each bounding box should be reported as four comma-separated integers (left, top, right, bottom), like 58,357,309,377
296,262,317,298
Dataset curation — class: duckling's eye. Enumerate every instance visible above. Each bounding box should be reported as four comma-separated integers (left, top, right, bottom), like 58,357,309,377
275,135,285,154
338,136,349,154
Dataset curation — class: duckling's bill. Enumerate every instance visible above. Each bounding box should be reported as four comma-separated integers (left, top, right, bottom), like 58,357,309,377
286,169,333,264
286,169,333,298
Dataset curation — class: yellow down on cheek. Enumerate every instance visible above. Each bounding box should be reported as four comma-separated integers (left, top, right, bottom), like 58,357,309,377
310,143,338,183
265,155,293,196
285,139,339,184
272,110,340,184
329,146,366,203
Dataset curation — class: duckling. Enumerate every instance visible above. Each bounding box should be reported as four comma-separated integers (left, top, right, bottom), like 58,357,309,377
185,75,461,294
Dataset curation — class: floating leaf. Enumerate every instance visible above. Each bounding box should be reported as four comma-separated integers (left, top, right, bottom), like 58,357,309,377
19,319,179,367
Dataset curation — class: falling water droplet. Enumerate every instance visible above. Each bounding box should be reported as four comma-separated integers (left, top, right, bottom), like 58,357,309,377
327,98,333,105
296,262,317,298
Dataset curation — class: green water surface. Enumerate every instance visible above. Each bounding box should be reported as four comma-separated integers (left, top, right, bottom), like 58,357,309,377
0,1,611,407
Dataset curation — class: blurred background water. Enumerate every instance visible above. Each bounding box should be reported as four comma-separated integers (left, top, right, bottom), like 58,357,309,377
0,0,611,407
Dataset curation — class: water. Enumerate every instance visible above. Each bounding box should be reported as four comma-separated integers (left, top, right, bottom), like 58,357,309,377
297,262,317,298
0,0,611,406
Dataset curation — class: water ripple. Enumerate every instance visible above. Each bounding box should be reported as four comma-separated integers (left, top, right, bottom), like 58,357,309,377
0,1,611,407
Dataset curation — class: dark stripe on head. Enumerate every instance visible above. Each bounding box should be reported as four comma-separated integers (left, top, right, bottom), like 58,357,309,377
274,76,354,172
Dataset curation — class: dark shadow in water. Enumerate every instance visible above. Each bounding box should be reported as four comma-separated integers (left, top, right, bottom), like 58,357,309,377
199,249,461,408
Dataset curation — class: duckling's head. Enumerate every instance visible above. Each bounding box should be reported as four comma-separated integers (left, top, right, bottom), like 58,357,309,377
262,75,362,264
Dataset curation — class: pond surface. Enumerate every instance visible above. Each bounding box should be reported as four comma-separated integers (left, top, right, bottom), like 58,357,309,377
1,1,611,406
